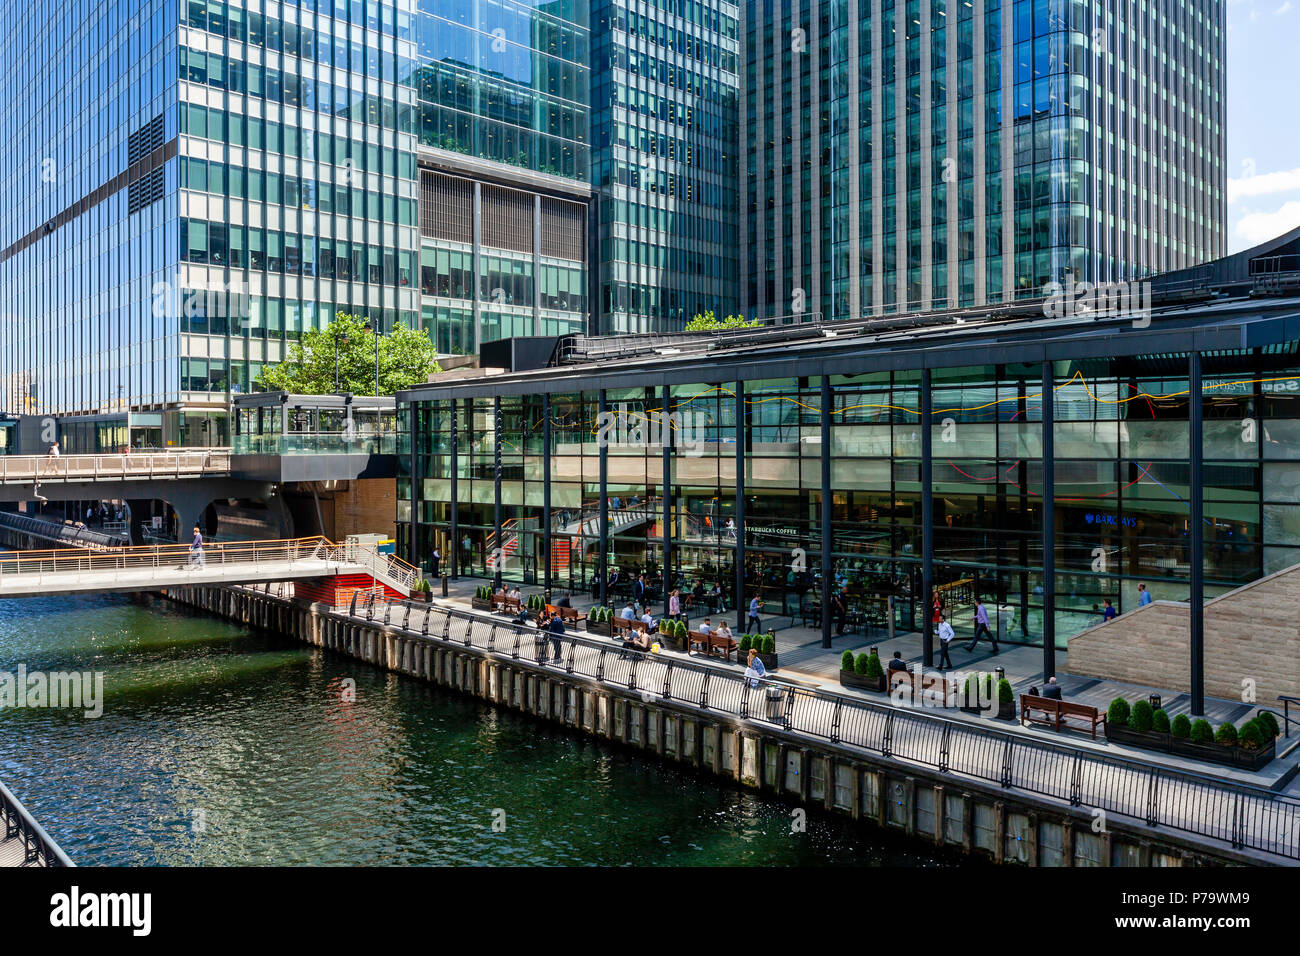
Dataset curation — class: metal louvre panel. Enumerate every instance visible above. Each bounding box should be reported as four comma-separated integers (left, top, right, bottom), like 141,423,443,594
481,184,533,254
540,197,585,262
420,172,473,243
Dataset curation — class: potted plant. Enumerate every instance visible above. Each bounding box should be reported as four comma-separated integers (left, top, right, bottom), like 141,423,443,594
996,678,1015,719
1106,697,1173,751
840,650,883,691
738,634,752,657
960,673,994,714
470,584,492,611
756,632,778,670
586,604,613,637
411,577,432,603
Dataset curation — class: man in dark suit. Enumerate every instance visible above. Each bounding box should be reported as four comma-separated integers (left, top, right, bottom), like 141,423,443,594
1041,676,1063,700
555,592,572,609
887,651,907,672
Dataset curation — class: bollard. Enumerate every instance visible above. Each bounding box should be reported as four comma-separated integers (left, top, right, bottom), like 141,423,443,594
441,573,448,597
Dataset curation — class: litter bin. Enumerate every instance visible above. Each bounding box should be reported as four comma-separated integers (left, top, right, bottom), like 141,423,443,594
764,684,786,721
997,605,1015,643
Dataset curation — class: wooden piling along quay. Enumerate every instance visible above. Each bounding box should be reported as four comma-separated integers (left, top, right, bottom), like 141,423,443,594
162,584,1297,867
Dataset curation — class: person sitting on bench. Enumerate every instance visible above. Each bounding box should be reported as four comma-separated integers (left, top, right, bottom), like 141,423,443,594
555,592,572,609
887,651,907,672
1041,676,1062,700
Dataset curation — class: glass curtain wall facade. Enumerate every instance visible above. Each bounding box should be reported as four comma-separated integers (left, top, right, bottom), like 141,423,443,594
414,0,590,181
592,0,741,333
742,0,1226,323
0,0,421,433
402,347,1300,648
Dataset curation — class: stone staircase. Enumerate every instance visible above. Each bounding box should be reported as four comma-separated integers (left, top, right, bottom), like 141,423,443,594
1068,563,1300,706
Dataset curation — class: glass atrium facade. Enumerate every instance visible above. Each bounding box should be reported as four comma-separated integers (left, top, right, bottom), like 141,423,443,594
399,335,1300,649
742,0,1226,322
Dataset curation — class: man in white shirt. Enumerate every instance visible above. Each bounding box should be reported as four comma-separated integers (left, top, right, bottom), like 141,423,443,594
698,618,712,636
936,614,955,670
620,602,636,621
640,611,657,634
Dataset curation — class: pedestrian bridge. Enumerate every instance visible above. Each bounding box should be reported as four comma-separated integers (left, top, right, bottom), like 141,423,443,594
0,536,417,599
0,449,231,484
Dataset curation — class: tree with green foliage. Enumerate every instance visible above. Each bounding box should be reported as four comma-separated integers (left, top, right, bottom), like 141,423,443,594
258,313,440,395
684,309,763,332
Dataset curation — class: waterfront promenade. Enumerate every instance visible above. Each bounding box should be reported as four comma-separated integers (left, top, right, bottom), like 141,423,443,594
427,579,1300,791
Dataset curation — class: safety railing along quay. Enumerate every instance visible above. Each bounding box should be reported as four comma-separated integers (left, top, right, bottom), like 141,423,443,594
0,778,73,867
335,592,1300,863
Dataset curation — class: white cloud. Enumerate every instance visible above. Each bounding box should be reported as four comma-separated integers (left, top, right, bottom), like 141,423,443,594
1227,166,1300,203
1277,1,1293,14
1233,201,1300,247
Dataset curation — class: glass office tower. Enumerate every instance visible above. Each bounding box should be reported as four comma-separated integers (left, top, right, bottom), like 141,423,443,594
742,0,1226,322
0,0,593,435
592,0,742,333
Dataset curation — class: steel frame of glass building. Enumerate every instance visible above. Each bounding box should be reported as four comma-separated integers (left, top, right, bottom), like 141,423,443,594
741,0,1226,323
398,230,1300,716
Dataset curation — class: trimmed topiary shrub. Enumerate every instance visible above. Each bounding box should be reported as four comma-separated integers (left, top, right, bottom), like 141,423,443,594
738,634,752,654
1215,722,1238,747
1128,698,1154,733
1258,711,1280,739
841,650,856,671
997,678,1014,704
853,652,870,675
1151,708,1171,734
1239,720,1265,751
1107,697,1131,726
760,634,776,654
1190,718,1214,744
1171,713,1191,739
863,653,884,680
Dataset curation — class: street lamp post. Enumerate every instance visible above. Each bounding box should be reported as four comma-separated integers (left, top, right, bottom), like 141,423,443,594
363,320,380,395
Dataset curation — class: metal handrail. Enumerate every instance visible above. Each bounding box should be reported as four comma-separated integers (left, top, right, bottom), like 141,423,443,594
334,594,1300,862
0,777,73,867
0,449,232,481
0,512,128,550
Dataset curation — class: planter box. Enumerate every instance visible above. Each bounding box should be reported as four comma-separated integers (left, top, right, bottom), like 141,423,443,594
470,597,492,612
839,670,884,692
756,652,778,671
412,591,432,604
997,700,1015,720
1107,724,1276,770
586,619,613,638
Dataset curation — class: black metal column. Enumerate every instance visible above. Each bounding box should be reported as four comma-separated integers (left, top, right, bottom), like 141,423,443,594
735,381,746,633
598,389,609,608
449,398,459,580
543,394,552,598
493,395,502,589
1189,351,1205,715
1042,362,1056,678
662,383,673,617
408,402,420,571
921,368,934,668
821,375,833,649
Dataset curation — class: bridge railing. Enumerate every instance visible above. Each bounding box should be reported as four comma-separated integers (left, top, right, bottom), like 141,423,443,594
0,535,339,577
337,594,1300,863
0,449,231,481
341,540,419,594
0,777,73,867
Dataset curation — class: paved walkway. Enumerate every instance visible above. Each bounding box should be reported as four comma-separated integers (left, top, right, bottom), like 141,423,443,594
333,589,1300,862
429,577,1300,790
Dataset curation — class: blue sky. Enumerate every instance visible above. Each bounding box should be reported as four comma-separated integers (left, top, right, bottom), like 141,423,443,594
1226,0,1300,251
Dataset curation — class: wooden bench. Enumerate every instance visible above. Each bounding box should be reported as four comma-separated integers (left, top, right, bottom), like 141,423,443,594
496,595,522,616
612,616,650,636
888,668,960,706
546,604,582,626
1020,694,1106,739
688,629,738,661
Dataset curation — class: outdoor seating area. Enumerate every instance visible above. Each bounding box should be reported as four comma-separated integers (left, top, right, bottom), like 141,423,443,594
1020,695,1107,739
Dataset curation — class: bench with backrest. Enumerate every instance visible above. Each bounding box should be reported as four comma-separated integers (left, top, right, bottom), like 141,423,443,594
612,616,650,636
688,628,738,661
546,604,582,626
887,668,960,706
1020,694,1105,739
496,595,522,616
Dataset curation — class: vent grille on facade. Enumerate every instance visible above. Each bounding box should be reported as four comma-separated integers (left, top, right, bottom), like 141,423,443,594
127,167,165,214
128,114,165,166
481,184,533,254
540,197,585,262
420,172,473,244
